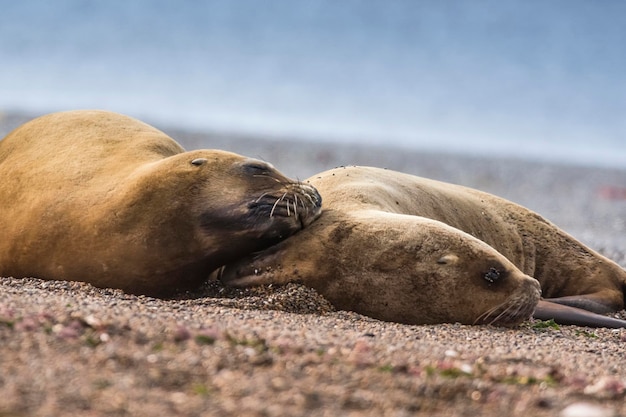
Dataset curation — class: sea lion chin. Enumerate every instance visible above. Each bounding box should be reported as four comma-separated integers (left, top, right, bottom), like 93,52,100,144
0,110,322,296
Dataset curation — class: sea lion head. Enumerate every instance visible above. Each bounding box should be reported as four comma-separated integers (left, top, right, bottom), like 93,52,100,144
370,219,543,326
357,220,543,326
157,150,323,266
447,253,542,327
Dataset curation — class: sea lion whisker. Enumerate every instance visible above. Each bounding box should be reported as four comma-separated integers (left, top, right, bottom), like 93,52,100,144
477,290,538,326
254,192,270,203
492,298,532,326
270,197,281,218
509,299,528,318
270,193,289,218
252,174,282,184
487,304,514,325
474,303,503,325
304,193,317,205
293,194,299,218
474,308,493,325
479,305,508,326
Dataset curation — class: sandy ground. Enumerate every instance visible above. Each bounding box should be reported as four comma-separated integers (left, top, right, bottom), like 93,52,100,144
1,110,626,417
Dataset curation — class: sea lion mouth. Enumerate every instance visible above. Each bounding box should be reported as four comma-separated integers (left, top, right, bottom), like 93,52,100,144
248,183,322,228
474,278,541,326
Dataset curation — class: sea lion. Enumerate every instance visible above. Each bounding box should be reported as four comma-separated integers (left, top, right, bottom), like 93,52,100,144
220,166,626,327
0,110,322,296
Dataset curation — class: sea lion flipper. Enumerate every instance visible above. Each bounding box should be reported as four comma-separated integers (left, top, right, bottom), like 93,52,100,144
541,293,623,315
534,300,626,328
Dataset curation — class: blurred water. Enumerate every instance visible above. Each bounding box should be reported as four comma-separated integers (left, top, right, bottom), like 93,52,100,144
1,0,625,167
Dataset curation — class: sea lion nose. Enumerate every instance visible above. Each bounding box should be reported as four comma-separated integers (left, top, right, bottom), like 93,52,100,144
297,184,323,227
521,276,542,301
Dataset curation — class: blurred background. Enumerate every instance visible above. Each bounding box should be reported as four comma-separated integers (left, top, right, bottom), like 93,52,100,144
1,0,625,168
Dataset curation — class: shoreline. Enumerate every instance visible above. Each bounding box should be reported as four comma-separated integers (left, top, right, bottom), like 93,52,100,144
4,108,626,175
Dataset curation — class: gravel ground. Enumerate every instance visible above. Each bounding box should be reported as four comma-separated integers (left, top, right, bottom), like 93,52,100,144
2,110,626,417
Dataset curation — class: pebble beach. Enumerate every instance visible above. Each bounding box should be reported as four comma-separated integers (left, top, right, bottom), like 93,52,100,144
1,111,626,417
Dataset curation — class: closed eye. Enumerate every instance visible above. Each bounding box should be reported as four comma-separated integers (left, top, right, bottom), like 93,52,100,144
243,162,271,176
191,158,208,166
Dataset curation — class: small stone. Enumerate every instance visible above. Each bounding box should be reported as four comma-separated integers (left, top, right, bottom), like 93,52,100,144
444,349,459,357
15,317,38,331
560,402,613,417
56,324,81,339
583,377,625,398
173,325,191,342
459,363,473,374
83,314,102,328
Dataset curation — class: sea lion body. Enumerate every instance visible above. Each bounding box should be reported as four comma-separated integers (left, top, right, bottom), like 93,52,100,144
0,111,321,295
318,167,626,313
221,166,626,326
222,167,543,325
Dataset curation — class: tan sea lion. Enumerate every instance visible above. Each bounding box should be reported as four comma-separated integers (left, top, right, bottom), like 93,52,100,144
0,110,321,296
220,166,626,327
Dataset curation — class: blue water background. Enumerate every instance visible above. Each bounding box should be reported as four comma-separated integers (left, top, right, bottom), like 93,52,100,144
1,0,625,168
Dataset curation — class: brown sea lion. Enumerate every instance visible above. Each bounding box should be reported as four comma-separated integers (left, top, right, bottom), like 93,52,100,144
0,110,321,296
220,166,626,328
